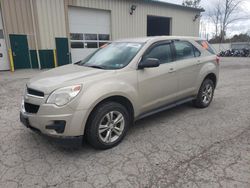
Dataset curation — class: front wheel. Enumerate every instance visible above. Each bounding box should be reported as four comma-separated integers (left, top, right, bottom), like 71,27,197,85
193,79,215,108
85,102,130,149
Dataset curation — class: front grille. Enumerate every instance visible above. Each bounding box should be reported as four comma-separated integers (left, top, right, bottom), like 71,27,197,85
24,102,40,113
27,88,44,97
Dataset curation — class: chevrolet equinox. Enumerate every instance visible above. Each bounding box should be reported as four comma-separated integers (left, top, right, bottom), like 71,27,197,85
20,36,219,149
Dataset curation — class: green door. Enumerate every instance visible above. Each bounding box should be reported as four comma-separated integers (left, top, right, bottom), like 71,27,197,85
55,38,70,66
9,34,31,69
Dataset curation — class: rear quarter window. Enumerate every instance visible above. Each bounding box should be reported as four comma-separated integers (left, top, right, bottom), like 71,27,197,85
196,40,215,54
173,41,199,60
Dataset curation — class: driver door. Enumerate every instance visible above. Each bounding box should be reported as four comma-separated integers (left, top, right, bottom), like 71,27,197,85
137,41,178,114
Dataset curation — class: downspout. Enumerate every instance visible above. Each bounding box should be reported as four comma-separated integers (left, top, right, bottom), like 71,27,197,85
30,0,41,69
0,0,14,71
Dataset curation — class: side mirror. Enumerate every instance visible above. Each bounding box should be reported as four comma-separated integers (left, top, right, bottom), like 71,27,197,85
138,58,160,69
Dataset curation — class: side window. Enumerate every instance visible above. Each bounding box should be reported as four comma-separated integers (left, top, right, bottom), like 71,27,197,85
144,43,172,64
194,47,201,57
196,40,216,54
174,41,195,60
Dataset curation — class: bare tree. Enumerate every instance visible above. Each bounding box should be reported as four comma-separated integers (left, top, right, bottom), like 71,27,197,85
221,0,243,40
208,1,222,37
182,0,202,8
209,0,248,41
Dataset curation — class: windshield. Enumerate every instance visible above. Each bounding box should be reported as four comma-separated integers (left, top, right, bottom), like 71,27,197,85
77,42,143,70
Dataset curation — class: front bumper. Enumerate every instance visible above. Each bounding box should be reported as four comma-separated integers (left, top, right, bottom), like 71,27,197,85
20,97,89,138
20,112,83,146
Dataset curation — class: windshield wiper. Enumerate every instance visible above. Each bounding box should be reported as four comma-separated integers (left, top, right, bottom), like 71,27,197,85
85,65,105,69
74,61,81,65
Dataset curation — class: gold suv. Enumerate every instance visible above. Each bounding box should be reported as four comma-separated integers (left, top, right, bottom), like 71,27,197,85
20,36,219,149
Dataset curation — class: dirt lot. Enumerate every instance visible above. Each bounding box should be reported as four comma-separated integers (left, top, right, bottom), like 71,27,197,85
0,58,250,188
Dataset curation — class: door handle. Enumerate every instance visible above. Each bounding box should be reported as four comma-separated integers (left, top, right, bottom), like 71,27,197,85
168,68,176,73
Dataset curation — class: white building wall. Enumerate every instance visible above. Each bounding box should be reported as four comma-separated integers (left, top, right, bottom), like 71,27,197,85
35,0,67,49
0,0,36,49
35,0,201,49
68,0,200,40
0,9,10,70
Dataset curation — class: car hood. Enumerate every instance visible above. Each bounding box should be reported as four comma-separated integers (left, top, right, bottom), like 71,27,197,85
27,64,112,94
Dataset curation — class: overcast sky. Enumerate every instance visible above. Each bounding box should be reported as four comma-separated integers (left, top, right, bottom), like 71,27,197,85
160,0,250,38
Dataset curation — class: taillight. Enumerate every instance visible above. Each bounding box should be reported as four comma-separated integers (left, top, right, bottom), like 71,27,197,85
216,56,220,64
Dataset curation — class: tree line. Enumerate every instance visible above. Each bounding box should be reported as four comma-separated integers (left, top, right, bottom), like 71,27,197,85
209,33,250,44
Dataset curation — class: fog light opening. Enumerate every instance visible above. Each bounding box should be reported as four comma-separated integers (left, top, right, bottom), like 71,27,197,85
46,120,66,134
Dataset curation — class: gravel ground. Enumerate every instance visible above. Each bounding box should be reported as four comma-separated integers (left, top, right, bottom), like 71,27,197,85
0,57,250,188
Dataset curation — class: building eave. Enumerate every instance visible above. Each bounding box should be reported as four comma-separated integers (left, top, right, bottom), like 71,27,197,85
140,0,205,12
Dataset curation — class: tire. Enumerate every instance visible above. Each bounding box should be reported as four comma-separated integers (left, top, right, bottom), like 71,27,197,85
85,102,130,149
193,79,215,108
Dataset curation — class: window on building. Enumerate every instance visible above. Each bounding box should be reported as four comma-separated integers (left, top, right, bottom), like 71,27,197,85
99,42,110,48
70,33,83,40
99,34,110,41
85,34,97,40
70,33,111,49
71,42,84,48
85,42,98,48
0,30,4,39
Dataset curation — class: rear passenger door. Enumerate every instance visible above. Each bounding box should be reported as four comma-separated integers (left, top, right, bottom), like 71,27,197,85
173,40,201,99
137,41,178,113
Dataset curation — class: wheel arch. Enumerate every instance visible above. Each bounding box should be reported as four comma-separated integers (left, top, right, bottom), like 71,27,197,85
84,95,135,134
204,73,217,88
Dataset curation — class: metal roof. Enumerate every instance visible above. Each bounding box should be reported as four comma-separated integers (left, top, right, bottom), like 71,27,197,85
140,0,205,12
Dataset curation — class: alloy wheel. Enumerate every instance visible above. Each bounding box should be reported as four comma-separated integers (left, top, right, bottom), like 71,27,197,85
202,83,213,104
98,111,125,143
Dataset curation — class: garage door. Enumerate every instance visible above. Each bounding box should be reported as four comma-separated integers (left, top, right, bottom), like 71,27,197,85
68,7,111,63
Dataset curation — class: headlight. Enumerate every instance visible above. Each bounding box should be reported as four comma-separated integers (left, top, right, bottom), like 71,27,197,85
46,85,82,106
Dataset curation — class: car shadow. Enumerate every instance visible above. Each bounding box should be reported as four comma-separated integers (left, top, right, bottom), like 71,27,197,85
131,102,194,129
25,101,196,152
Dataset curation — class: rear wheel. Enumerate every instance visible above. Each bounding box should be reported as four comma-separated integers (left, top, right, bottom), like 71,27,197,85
85,102,130,149
193,79,215,108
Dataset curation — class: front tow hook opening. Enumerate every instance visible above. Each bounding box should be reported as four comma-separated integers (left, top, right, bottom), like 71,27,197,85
46,120,66,134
